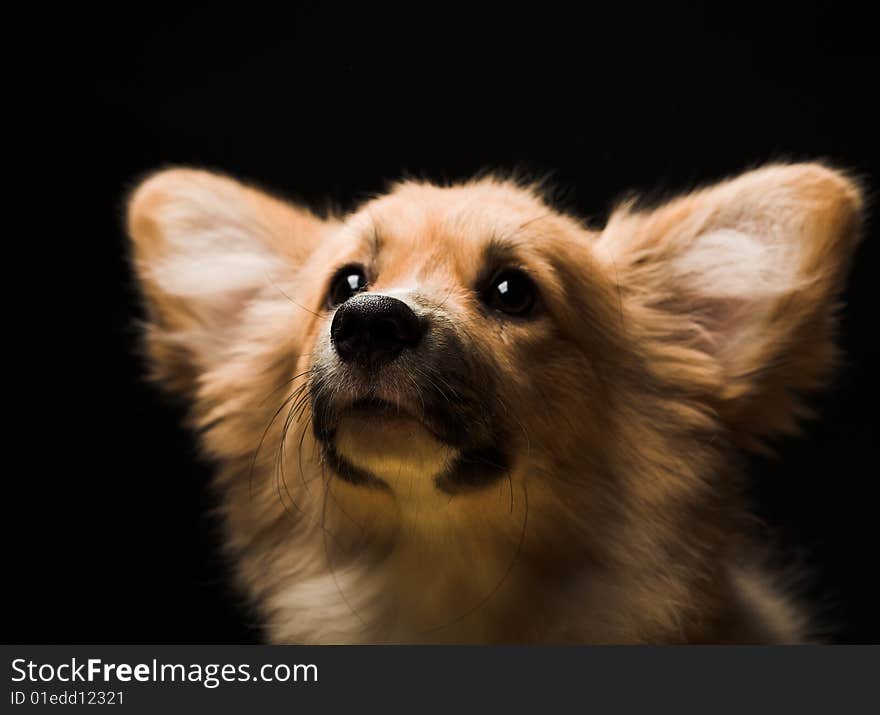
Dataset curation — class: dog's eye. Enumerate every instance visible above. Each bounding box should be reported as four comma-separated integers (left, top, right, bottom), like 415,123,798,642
327,265,368,307
484,269,537,316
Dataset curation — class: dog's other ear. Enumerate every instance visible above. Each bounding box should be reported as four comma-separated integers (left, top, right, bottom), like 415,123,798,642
127,168,331,394
596,163,864,446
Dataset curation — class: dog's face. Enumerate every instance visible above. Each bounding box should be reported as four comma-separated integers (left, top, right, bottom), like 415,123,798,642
306,182,621,512
127,164,862,640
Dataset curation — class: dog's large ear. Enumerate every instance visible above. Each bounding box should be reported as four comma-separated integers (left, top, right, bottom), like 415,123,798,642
596,163,864,446
127,168,332,394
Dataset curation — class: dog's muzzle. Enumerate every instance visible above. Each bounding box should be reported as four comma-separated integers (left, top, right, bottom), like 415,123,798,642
310,293,510,494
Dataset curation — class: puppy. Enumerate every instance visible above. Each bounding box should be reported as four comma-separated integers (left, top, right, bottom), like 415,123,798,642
127,163,863,643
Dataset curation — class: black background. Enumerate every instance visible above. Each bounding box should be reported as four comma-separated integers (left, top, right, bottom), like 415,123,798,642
14,3,878,643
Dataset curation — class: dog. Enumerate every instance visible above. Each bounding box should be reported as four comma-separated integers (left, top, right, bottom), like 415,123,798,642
127,162,863,643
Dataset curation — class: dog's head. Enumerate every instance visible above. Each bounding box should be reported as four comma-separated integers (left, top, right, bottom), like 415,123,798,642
127,164,862,633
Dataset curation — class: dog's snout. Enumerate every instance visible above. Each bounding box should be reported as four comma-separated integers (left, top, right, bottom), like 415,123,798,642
331,294,424,367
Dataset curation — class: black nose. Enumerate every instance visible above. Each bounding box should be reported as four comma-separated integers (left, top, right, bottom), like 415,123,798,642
331,294,424,367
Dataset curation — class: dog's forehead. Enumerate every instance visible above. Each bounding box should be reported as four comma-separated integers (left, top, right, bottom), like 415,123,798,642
354,179,552,244
340,179,580,289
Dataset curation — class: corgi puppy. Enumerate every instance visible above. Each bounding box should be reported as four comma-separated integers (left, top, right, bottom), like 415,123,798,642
127,163,863,643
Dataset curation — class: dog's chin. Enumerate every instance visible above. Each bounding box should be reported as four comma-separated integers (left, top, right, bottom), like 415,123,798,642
331,409,460,499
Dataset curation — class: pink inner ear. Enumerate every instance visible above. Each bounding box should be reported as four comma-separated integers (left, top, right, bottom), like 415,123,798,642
669,228,800,358
672,229,795,298
681,293,764,356
151,248,283,299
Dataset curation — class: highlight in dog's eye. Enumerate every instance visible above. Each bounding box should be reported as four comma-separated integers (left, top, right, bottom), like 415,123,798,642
483,268,537,316
127,163,864,644
327,264,368,307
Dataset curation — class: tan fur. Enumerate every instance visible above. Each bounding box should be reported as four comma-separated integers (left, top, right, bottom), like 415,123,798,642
127,163,863,643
